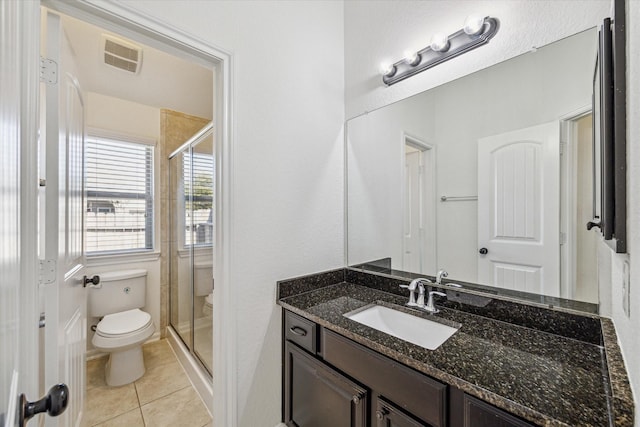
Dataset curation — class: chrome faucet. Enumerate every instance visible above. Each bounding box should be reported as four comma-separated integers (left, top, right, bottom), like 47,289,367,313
400,278,432,307
425,290,447,313
436,269,448,285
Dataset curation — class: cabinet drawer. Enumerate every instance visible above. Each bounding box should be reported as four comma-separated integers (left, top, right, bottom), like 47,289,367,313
323,329,447,427
284,311,318,354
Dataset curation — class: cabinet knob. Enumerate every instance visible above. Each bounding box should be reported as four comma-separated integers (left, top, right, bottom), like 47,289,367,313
479,247,488,255
376,409,387,420
352,392,364,405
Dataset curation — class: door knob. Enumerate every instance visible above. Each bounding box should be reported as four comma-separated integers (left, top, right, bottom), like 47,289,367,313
19,384,69,426
479,247,488,255
586,220,601,231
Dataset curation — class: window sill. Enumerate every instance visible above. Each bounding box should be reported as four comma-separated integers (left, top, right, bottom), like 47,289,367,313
86,251,161,267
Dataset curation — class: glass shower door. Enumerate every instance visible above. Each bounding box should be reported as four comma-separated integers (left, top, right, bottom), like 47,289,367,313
191,134,214,373
169,123,214,374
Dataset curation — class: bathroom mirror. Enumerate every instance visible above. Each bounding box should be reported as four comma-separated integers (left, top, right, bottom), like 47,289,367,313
346,28,603,309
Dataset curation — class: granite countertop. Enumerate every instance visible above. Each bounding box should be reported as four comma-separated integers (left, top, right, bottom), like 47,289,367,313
277,273,633,427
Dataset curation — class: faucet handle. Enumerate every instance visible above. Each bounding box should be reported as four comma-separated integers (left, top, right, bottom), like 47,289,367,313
436,269,448,284
425,290,447,313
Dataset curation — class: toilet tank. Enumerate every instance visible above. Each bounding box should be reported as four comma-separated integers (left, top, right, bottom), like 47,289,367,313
88,269,148,317
194,260,213,297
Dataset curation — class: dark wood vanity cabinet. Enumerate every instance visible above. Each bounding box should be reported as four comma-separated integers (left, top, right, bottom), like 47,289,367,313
282,310,536,427
284,341,368,427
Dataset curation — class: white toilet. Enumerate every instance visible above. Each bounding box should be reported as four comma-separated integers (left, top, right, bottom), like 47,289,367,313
194,260,213,317
89,269,155,387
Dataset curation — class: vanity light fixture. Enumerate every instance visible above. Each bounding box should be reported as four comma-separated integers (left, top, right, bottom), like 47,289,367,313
429,32,450,52
381,15,499,86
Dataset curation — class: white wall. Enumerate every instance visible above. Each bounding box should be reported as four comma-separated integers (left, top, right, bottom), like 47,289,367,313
102,2,345,426
84,92,162,351
86,92,160,140
345,0,610,118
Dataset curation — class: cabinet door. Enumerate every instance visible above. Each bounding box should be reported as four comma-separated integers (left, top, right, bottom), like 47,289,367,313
284,341,368,427
376,397,430,427
462,394,535,427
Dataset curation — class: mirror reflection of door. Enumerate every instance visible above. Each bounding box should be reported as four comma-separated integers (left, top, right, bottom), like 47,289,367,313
402,135,436,274
477,122,560,297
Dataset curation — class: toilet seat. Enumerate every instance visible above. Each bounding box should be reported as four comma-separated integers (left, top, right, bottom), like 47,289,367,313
92,309,154,352
96,308,152,337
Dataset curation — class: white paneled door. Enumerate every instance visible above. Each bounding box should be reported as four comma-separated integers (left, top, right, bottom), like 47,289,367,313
41,10,87,427
477,122,561,296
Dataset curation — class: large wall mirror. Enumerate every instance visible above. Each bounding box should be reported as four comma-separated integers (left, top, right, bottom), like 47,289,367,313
346,28,604,309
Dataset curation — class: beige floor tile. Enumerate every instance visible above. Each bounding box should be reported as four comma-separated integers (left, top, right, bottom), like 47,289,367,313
92,408,144,427
134,359,190,405
142,339,176,370
86,356,107,390
82,383,139,427
141,387,211,427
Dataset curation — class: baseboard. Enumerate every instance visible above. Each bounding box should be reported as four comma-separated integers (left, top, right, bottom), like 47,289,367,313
167,326,213,416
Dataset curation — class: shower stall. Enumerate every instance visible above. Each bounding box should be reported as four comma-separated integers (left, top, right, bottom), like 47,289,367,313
169,123,214,374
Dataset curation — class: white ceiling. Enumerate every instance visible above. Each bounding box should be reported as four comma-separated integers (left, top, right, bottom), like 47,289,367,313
61,14,213,120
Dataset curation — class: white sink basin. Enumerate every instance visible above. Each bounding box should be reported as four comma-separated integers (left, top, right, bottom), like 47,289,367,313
344,304,458,350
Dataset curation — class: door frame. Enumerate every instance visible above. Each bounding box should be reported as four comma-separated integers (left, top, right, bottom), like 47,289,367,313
31,1,236,426
559,105,593,300
401,133,436,275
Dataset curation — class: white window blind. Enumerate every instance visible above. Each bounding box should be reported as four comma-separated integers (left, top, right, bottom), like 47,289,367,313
85,136,154,254
184,152,214,247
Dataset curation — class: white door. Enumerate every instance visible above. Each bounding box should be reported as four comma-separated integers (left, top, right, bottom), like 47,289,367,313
402,139,436,275
1,1,40,425
477,122,560,296
41,10,87,427
403,150,422,272
1,2,29,424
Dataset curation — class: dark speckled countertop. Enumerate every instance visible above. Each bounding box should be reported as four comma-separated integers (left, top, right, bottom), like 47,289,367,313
277,270,634,427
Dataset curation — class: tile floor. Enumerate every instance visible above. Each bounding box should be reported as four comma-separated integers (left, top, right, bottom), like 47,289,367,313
83,339,212,427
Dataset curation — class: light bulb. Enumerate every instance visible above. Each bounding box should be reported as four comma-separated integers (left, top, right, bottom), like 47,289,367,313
403,50,421,66
463,14,485,36
379,62,396,77
430,33,449,52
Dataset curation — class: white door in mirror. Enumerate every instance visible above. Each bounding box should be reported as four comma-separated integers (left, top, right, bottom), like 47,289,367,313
477,121,560,296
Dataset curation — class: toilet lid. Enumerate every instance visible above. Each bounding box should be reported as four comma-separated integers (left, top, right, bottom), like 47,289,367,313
97,308,151,336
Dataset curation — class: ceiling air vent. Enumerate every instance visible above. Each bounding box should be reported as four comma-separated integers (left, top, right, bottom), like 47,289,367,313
102,35,142,74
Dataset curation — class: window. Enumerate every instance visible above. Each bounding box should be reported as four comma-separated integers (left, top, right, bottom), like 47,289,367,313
85,136,154,255
183,151,214,247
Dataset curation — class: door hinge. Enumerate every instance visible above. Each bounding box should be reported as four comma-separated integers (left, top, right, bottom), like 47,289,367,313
559,142,566,156
39,179,46,187
40,57,58,85
39,259,56,284
39,313,46,328
560,232,567,245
